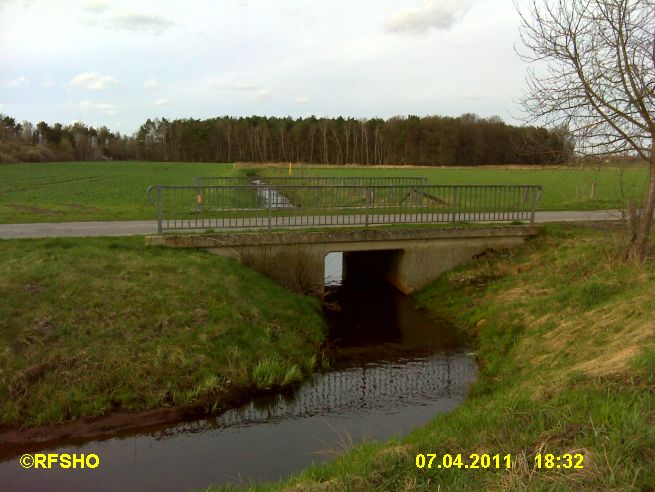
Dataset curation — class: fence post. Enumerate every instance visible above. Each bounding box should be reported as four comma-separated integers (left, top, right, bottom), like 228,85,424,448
268,188,272,230
451,187,458,223
156,187,163,233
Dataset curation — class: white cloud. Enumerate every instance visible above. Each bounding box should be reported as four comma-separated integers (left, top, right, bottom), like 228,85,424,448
84,0,108,13
153,98,168,106
460,93,484,101
251,89,271,102
210,78,271,101
210,78,272,101
78,99,119,115
44,79,55,88
108,12,174,34
69,71,118,91
295,96,309,104
0,0,39,9
385,0,472,35
6,76,30,88
210,79,261,92
143,78,158,89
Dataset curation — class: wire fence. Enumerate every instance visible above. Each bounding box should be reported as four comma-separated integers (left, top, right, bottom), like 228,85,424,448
147,183,542,233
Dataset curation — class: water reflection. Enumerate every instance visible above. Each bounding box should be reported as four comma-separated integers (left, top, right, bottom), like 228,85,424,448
152,353,473,438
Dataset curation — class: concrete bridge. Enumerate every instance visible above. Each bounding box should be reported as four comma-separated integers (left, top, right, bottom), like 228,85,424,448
146,225,540,294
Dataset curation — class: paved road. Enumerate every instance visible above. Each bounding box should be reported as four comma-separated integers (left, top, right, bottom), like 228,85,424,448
0,220,158,239
0,210,626,239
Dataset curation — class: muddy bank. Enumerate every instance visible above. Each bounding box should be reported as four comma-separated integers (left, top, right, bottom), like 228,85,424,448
1,351,475,491
0,384,279,457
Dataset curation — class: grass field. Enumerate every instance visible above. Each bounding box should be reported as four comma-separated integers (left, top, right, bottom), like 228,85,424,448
260,165,649,212
207,224,655,491
0,161,234,224
0,161,650,224
0,236,325,427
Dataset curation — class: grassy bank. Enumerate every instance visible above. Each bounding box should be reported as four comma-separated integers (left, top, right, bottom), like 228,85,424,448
0,236,325,427
216,224,655,491
0,162,649,224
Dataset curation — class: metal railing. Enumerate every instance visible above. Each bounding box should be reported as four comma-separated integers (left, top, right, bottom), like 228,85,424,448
192,176,429,187
147,184,542,233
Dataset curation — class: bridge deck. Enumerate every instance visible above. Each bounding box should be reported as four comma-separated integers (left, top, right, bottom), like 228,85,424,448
145,224,542,249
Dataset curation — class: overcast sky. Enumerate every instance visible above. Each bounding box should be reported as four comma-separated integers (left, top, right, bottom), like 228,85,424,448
0,0,530,134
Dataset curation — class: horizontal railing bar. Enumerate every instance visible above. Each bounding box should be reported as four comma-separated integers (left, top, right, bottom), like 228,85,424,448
150,184,543,190
192,176,429,181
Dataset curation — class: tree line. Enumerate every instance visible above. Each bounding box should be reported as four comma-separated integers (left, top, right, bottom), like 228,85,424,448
1,113,573,165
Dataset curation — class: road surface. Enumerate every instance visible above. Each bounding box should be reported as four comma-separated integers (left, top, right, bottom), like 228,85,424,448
0,210,628,239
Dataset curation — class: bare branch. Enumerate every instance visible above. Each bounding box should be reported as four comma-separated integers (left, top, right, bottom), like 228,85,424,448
517,0,654,159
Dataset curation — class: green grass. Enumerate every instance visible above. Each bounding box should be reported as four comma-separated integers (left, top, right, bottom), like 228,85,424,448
0,236,325,427
252,357,305,389
206,224,655,491
0,162,650,224
0,161,236,224
260,165,649,212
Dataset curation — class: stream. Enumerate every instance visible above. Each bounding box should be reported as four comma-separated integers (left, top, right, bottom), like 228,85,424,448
0,252,476,491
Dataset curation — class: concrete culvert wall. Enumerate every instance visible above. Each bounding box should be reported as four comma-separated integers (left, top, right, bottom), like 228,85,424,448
147,226,541,295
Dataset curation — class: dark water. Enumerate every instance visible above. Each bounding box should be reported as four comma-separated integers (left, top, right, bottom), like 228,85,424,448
0,253,476,492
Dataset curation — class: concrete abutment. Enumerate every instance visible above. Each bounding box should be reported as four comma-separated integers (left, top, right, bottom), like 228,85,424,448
146,226,540,294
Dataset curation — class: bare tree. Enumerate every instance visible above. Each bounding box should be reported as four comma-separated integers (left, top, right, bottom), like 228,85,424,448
21,120,34,144
517,0,655,260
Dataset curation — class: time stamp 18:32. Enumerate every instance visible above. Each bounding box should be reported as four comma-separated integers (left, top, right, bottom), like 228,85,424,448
415,453,584,470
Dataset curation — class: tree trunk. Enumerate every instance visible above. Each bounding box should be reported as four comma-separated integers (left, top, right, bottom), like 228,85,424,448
627,144,655,261
333,129,343,164
280,128,287,162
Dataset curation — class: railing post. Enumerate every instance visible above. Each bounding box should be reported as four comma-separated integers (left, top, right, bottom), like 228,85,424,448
530,186,539,224
451,187,458,223
365,186,370,228
268,188,272,230
156,187,163,233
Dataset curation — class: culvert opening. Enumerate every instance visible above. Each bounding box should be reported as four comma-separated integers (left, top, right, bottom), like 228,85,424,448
342,249,402,288
324,249,403,289
323,248,458,349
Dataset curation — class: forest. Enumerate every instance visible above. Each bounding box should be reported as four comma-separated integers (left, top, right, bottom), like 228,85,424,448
0,113,573,165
